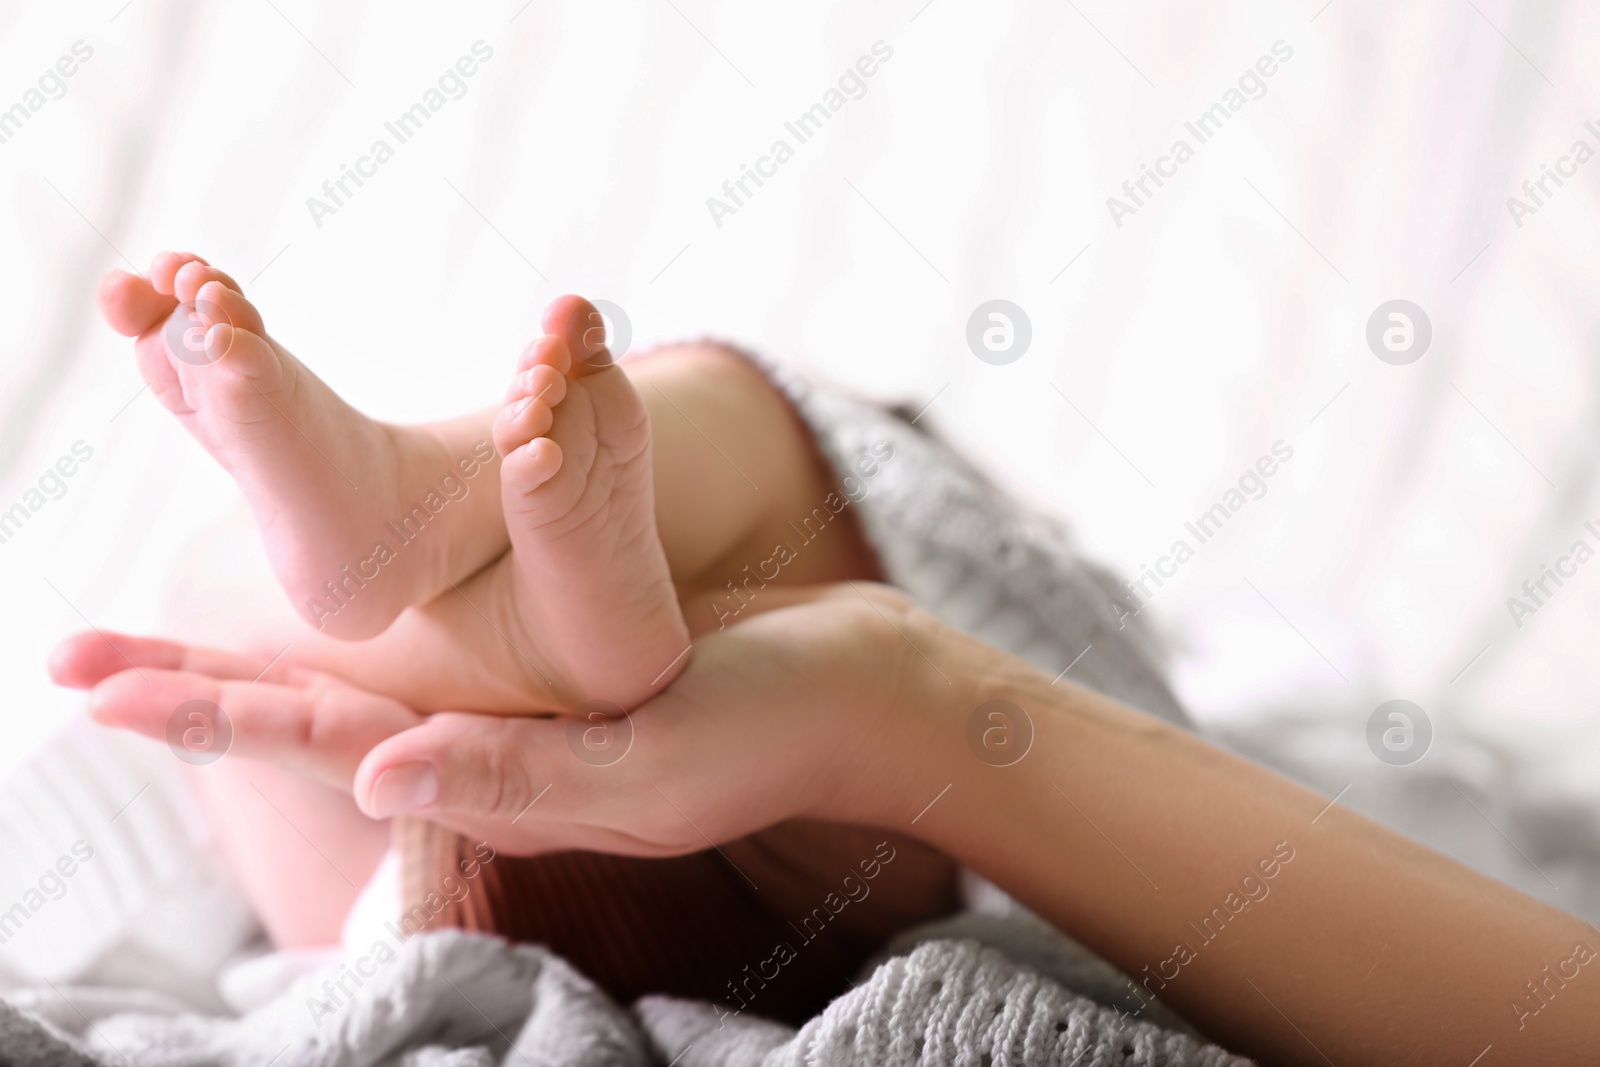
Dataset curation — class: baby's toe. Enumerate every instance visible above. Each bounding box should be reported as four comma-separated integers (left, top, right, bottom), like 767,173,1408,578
179,321,280,388
516,335,573,376
541,295,613,372
195,279,266,335
97,269,176,337
174,260,242,304
501,435,564,492
504,362,567,408
149,252,208,296
493,395,555,457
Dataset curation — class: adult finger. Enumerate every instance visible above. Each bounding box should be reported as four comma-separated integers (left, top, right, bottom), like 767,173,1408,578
49,630,305,689
89,666,421,790
352,710,699,854
354,712,565,821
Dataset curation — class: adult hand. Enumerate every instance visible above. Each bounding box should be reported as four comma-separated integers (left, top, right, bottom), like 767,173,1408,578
50,583,964,857
60,577,1596,1067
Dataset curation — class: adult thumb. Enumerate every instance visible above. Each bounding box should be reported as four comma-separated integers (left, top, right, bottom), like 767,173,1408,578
354,712,564,821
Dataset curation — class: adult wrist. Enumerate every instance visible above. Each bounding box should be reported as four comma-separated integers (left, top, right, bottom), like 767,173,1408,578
815,605,1048,841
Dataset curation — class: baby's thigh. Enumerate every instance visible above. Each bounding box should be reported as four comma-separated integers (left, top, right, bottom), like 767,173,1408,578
186,758,388,949
628,342,883,626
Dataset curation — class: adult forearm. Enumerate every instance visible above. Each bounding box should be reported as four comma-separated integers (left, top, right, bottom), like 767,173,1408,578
885,640,1598,1065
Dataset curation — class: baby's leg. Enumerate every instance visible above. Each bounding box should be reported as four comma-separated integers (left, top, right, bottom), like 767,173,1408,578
105,253,873,711
186,757,390,949
644,343,883,597
100,254,515,639
281,336,879,713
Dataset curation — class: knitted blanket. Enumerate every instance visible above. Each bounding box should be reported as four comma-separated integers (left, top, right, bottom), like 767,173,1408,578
764,361,1190,730
0,931,1248,1067
0,367,1249,1065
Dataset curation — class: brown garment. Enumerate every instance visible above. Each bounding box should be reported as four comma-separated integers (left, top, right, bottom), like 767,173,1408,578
394,819,960,1026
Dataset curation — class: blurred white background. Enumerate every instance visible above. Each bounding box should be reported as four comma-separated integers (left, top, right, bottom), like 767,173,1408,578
2,1,1599,918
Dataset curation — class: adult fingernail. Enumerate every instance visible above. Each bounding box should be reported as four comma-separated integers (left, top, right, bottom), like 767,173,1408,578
367,763,439,818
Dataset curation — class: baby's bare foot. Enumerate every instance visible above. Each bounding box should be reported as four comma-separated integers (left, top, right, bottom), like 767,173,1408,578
490,296,691,709
98,254,499,639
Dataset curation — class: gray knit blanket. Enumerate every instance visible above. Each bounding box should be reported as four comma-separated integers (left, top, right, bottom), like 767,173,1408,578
2,931,1246,1067
0,368,1249,1066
